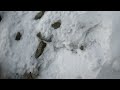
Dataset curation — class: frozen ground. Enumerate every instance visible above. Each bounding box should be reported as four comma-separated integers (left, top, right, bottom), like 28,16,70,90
0,11,119,79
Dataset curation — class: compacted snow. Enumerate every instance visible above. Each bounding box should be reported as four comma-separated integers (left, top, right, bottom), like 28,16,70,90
0,11,119,79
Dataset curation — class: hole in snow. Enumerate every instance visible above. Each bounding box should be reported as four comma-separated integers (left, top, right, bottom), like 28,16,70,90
51,20,61,29
34,11,45,20
15,32,22,41
35,41,47,59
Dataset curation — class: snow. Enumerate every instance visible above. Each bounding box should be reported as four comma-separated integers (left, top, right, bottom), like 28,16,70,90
0,11,118,79
96,11,120,79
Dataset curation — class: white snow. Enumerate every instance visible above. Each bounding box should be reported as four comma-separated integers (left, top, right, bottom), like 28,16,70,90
96,12,120,79
0,11,118,79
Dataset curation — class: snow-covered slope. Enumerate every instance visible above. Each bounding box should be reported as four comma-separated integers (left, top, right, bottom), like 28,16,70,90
0,11,114,79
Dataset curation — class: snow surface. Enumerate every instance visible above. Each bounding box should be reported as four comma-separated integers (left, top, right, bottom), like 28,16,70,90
0,11,118,79
97,11,120,79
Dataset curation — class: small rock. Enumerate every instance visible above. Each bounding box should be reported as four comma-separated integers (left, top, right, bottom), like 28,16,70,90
35,41,47,59
37,32,53,42
15,32,22,41
37,32,42,39
80,45,84,51
34,11,45,20
52,20,61,29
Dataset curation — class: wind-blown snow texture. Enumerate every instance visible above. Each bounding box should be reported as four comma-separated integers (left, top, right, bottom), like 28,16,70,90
0,11,118,79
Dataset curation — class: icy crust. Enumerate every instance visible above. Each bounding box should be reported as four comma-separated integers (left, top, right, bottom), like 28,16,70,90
0,11,112,79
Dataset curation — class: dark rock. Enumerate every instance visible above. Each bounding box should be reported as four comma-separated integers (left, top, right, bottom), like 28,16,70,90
35,41,47,59
80,45,84,51
51,20,61,29
15,32,22,41
37,32,42,39
37,32,53,42
34,11,45,20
